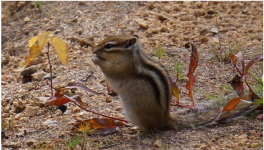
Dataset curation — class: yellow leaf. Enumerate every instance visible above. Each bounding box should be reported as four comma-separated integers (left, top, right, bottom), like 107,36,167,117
24,31,51,67
24,45,42,67
28,36,39,48
172,82,180,104
52,37,68,64
38,30,50,49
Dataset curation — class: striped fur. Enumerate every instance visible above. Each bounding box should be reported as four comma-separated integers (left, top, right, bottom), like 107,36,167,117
92,35,172,131
92,35,254,132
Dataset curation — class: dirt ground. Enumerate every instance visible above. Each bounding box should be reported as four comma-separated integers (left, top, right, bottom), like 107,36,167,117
1,1,263,150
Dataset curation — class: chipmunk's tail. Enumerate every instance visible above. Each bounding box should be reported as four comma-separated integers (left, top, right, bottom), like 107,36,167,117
168,102,257,130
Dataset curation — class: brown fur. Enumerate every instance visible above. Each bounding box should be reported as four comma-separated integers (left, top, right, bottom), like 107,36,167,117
92,34,254,132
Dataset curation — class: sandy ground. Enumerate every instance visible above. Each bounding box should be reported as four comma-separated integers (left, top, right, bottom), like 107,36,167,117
1,1,263,149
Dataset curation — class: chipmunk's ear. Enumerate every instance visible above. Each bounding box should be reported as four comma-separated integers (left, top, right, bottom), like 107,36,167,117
126,37,137,48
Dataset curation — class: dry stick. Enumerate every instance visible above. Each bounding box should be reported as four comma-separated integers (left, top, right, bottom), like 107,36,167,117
46,42,53,96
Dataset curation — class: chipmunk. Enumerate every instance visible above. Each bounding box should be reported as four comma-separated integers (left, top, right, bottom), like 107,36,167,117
92,34,255,133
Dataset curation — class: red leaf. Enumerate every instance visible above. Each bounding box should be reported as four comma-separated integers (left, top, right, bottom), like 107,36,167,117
228,75,245,97
185,42,198,105
230,52,262,105
245,55,263,74
223,97,242,111
66,82,99,94
244,55,262,98
231,52,244,76
73,118,125,135
46,92,70,106
46,92,84,106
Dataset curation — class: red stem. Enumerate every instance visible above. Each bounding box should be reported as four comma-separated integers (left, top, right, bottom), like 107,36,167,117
245,78,256,96
232,62,243,76
46,81,129,123
63,95,130,123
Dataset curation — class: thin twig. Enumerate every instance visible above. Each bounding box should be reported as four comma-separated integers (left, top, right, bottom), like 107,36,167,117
46,42,53,96
45,81,129,123
64,94,130,123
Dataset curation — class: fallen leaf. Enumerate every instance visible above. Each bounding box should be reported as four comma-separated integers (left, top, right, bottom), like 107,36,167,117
73,118,125,135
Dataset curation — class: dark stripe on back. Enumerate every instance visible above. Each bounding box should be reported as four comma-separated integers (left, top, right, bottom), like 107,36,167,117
138,74,161,106
135,49,170,110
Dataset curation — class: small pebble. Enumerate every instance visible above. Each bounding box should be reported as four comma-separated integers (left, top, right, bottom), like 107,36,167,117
24,106,39,117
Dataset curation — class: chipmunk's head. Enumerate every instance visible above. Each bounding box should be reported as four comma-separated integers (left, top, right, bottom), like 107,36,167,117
92,34,139,77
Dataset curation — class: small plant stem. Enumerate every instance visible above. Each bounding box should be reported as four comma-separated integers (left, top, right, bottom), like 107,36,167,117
245,79,259,98
63,94,130,123
46,81,129,123
231,59,243,76
46,43,53,96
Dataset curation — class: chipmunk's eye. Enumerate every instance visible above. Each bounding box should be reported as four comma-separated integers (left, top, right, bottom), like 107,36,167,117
105,43,114,49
